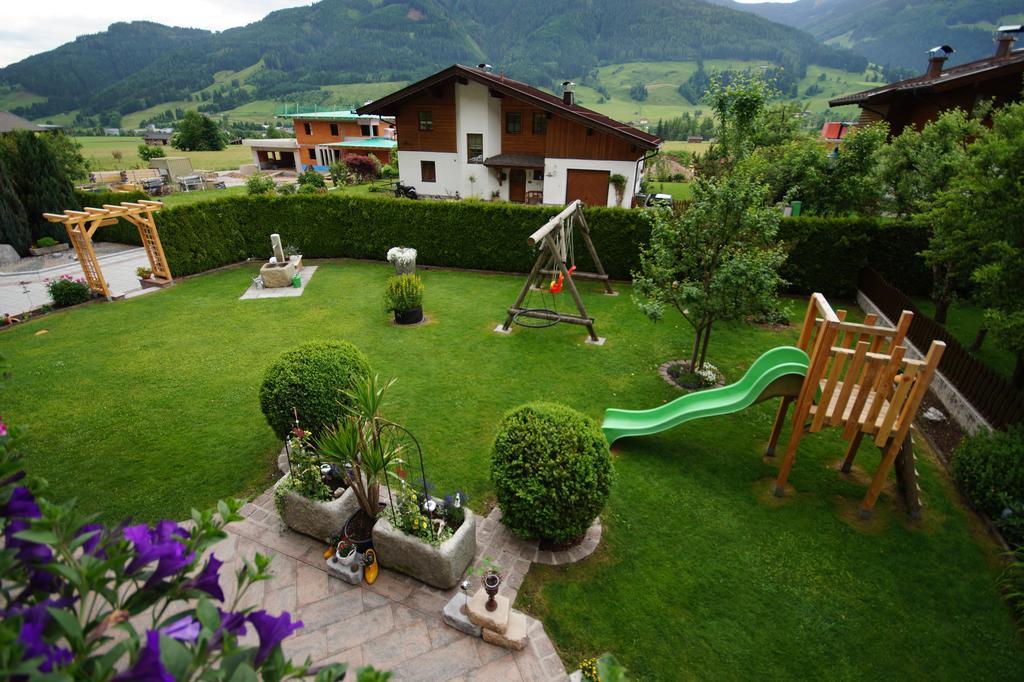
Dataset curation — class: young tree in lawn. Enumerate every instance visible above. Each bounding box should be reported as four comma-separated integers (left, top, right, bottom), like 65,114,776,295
345,154,378,182
935,100,1024,386
632,170,786,374
172,110,226,151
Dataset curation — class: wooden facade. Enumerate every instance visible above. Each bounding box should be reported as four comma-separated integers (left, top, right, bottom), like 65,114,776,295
500,99,547,156
395,82,457,153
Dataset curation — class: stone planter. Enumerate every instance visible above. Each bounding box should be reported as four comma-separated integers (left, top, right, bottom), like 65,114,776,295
260,261,296,288
273,475,360,543
372,509,476,589
393,307,423,325
29,243,69,257
289,254,303,271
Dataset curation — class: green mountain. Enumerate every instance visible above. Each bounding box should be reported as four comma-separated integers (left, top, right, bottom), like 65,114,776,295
1,0,865,123
712,0,1023,70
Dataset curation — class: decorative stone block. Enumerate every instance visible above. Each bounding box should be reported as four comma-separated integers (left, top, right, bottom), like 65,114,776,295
482,610,527,651
371,510,476,589
29,243,69,257
442,593,482,637
466,588,510,634
326,553,363,585
273,476,359,543
260,261,296,288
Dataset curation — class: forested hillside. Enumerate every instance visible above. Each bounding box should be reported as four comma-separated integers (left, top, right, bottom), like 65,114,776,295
0,0,864,125
713,0,1023,70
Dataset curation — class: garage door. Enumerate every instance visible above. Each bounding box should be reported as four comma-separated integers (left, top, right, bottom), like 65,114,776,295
565,169,610,207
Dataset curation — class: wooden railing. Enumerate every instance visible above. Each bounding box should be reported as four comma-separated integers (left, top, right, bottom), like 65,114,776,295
857,268,1024,430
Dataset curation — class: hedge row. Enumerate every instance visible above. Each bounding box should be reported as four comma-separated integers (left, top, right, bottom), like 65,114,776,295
91,192,932,296
75,189,149,246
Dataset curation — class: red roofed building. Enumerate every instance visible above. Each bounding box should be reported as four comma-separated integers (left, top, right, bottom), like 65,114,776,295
829,26,1024,136
357,64,661,206
820,121,855,150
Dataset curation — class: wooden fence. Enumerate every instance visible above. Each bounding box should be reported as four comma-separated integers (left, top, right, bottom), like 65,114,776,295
857,268,1024,430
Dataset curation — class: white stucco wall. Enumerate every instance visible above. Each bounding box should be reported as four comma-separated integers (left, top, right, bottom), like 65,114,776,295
455,80,503,199
398,151,461,197
542,158,641,207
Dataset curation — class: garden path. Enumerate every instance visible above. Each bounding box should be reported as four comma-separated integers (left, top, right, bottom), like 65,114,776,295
217,487,571,680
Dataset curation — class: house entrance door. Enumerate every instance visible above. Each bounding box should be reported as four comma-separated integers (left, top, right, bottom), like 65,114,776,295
509,168,526,203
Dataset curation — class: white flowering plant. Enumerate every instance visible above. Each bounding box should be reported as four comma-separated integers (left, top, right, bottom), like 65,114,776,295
386,247,417,270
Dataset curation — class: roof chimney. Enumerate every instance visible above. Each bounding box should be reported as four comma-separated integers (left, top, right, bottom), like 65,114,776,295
996,25,1023,58
561,80,575,106
926,45,953,78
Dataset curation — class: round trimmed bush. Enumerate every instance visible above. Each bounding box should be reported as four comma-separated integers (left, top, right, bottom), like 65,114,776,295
491,402,613,544
259,340,371,440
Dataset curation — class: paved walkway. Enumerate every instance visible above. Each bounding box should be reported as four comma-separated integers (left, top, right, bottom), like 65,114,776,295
220,488,572,680
0,245,149,317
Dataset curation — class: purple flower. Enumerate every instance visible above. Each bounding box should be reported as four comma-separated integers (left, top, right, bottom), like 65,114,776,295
112,630,172,682
124,520,194,587
2,486,41,519
17,604,73,673
182,555,224,602
160,615,200,642
247,610,303,665
76,523,106,558
218,609,248,637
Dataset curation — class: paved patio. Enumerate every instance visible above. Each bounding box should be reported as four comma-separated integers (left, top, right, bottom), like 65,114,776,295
219,488,572,680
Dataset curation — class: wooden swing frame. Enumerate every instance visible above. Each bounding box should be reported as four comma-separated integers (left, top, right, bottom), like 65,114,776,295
499,200,614,344
764,294,946,519
43,200,171,300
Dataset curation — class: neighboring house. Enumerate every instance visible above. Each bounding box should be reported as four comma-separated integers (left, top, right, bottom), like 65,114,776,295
819,121,855,150
289,111,396,169
103,128,121,136
357,64,661,207
243,138,303,173
830,25,1024,136
143,131,172,146
0,111,46,133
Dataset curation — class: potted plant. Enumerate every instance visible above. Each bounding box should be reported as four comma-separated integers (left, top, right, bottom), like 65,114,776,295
284,244,303,271
372,483,477,589
274,426,359,543
29,237,69,257
609,173,627,207
384,274,424,325
386,246,417,275
316,374,405,552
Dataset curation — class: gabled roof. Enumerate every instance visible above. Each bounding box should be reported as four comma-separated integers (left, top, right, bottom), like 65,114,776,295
830,49,1024,107
357,65,661,150
281,110,394,123
0,111,46,133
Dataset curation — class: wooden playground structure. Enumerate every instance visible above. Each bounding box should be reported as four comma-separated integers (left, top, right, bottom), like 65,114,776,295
43,200,171,299
766,294,945,519
497,200,614,345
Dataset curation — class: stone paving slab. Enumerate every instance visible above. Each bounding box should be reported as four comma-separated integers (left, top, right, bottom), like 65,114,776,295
239,266,317,299
209,486,569,680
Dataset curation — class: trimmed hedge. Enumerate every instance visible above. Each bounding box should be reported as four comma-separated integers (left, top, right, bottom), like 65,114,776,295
952,426,1024,546
87,192,932,297
490,402,613,544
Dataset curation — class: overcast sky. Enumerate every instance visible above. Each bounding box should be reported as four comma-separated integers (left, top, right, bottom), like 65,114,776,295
0,0,796,68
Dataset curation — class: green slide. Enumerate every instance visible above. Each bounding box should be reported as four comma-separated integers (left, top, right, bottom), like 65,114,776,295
602,346,810,445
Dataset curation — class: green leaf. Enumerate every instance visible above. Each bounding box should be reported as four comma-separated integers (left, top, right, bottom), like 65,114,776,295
12,528,59,545
228,662,258,682
314,663,348,682
196,596,220,632
46,606,84,648
159,634,193,679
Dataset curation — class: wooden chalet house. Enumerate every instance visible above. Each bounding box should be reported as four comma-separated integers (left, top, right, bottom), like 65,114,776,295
244,110,396,173
357,64,661,207
830,25,1024,136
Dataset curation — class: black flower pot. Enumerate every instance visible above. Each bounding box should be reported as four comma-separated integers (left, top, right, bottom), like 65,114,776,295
342,502,387,553
394,306,423,325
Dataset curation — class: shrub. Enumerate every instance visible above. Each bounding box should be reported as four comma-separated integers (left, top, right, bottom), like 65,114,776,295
45,274,91,307
297,168,326,191
277,182,297,196
490,402,613,543
345,155,378,181
258,340,372,440
35,236,58,248
384,273,424,311
328,161,349,186
952,426,1024,545
137,144,165,161
246,172,276,195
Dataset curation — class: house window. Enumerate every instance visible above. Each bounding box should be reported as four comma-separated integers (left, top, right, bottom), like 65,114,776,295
360,124,371,136
467,133,483,164
533,113,548,135
303,122,312,136
506,112,522,134
308,148,316,160
533,169,544,181
418,111,433,131
329,123,339,136
372,125,379,136
420,160,436,182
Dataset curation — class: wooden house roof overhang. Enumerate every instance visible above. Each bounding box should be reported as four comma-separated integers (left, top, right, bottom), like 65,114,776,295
357,64,662,152
829,50,1024,107
483,153,545,169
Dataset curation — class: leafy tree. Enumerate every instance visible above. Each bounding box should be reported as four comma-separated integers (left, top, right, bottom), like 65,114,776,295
629,83,648,102
345,155,378,182
172,110,226,151
137,144,166,161
38,132,89,181
0,155,31,255
632,170,786,374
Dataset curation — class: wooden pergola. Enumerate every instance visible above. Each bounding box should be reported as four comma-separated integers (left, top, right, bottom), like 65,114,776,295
43,200,171,299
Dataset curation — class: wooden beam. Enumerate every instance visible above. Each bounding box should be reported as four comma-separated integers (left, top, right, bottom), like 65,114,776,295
528,201,580,246
84,207,111,215
43,213,69,222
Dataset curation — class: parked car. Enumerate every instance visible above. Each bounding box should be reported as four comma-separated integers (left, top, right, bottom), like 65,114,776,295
635,192,674,208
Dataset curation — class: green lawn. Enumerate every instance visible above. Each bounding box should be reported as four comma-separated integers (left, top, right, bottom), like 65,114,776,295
2,262,1020,678
913,299,1016,381
647,181,693,201
76,136,252,172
